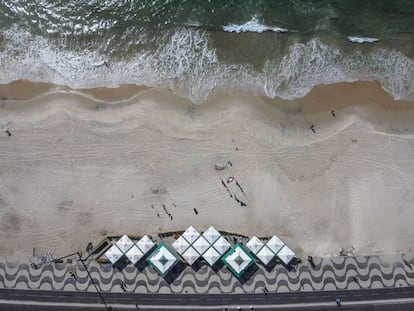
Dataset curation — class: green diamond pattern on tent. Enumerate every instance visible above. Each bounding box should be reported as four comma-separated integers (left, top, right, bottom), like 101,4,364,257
222,242,255,278
147,242,179,277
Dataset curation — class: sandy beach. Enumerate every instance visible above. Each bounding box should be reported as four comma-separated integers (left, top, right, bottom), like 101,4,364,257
0,81,414,258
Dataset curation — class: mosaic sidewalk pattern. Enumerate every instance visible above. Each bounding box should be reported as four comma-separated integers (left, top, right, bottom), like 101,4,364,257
0,255,413,294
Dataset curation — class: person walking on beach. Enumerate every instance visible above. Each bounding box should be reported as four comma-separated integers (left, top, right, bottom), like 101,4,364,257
310,125,315,133
308,256,315,269
331,110,336,117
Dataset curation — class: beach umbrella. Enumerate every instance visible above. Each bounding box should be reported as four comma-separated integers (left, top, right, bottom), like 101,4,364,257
115,235,134,253
266,235,284,255
202,226,221,244
182,225,200,244
246,236,264,255
172,236,190,255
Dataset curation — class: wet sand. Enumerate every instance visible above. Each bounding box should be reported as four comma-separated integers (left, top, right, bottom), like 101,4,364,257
0,81,414,258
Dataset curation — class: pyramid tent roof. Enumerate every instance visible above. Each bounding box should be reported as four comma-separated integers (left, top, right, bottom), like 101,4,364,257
182,226,200,244
246,236,264,255
192,236,210,255
256,245,274,265
277,245,295,265
266,235,284,255
181,246,200,265
125,245,144,264
212,236,231,255
147,243,179,276
222,243,255,278
136,235,155,255
172,236,190,255
104,245,123,264
115,235,134,253
202,226,221,244
202,247,221,266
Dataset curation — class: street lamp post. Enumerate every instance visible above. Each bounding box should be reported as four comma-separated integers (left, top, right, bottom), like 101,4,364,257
77,252,113,311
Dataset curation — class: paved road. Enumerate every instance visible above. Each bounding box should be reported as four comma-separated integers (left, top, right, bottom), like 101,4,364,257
1,286,414,310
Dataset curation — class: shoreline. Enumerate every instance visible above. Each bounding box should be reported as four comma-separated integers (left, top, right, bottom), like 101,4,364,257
1,81,414,258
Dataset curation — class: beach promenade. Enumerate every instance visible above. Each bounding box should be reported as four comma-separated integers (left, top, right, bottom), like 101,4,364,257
1,254,413,294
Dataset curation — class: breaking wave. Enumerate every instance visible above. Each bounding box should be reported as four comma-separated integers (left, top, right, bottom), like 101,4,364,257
223,17,288,33
0,27,413,104
348,36,379,43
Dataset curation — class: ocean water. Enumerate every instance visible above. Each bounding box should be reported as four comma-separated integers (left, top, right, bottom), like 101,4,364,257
0,0,413,103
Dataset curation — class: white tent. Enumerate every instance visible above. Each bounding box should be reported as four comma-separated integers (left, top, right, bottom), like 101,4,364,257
246,236,264,255
202,226,221,244
212,236,231,255
256,246,274,265
181,246,200,265
266,235,284,255
182,226,200,244
104,245,123,264
172,236,190,255
202,247,221,266
115,235,134,253
277,245,295,265
224,245,254,274
125,245,144,264
192,236,210,255
148,244,178,276
136,235,155,255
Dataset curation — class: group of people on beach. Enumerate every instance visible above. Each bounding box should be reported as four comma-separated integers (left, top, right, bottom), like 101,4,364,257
151,204,173,220
217,160,247,207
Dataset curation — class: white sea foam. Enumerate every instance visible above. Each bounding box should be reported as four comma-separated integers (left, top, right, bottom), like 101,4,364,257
223,17,288,33
348,36,379,43
0,27,413,103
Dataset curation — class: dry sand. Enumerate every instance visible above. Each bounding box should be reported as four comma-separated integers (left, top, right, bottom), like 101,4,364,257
0,81,414,258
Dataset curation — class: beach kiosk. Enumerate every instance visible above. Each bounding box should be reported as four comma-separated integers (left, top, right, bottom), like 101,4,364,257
147,242,179,277
222,242,255,278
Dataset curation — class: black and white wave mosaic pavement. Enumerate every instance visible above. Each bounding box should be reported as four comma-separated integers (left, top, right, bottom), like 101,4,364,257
1,255,414,294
